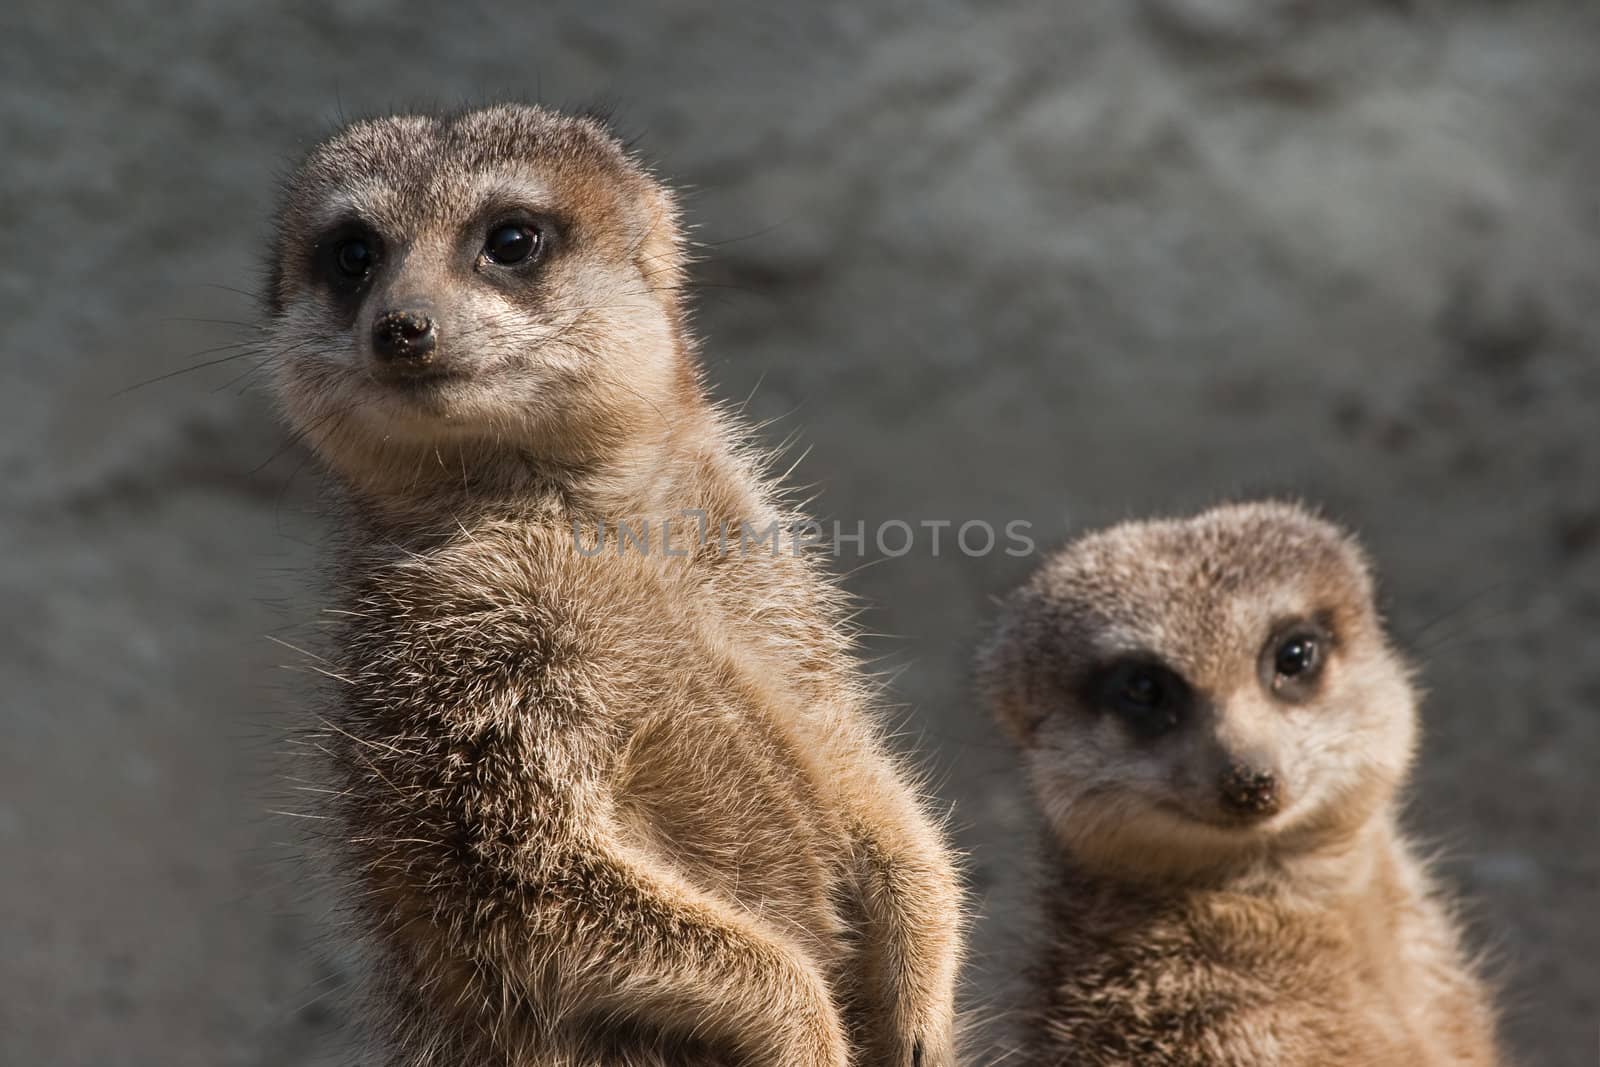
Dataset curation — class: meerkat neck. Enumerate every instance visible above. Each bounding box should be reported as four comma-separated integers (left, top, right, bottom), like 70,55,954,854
1285,815,1414,904
1224,814,1408,904
1059,810,1406,905
324,386,771,540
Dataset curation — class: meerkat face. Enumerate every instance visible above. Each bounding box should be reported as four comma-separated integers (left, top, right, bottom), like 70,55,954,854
979,502,1418,878
264,104,690,489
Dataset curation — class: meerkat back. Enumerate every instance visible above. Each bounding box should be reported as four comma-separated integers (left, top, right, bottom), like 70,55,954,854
265,104,964,1066
977,501,1501,1066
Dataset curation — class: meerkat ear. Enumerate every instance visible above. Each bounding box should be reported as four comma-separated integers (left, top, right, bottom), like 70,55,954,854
977,611,1053,744
564,108,689,295
262,249,286,319
631,180,688,298
574,100,623,135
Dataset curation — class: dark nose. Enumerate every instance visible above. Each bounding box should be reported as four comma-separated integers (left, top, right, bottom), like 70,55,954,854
372,309,437,363
1219,764,1280,817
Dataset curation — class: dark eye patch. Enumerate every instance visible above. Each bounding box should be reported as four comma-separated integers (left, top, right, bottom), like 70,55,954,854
1084,657,1191,741
312,220,383,304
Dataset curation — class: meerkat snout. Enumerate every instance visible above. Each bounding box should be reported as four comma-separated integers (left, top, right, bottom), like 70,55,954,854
1203,700,1288,820
371,308,439,367
1218,762,1280,817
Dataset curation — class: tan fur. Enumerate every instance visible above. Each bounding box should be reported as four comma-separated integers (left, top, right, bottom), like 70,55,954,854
266,104,963,1066
977,501,1500,1066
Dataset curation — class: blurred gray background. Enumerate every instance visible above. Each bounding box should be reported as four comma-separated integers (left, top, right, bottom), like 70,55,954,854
2,1,1596,1064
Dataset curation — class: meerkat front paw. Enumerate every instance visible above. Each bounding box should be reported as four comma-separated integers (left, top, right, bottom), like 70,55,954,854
894,933,962,1067
910,1032,957,1067
869,1000,956,1067
912,1008,960,1067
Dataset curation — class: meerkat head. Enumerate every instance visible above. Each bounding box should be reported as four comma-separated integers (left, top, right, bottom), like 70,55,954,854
264,104,692,500
978,501,1418,881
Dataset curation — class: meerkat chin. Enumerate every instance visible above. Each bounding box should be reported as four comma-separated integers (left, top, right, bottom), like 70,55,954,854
265,104,965,1067
977,500,1502,1066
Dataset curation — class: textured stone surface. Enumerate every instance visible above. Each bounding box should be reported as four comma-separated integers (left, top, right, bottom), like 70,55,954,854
2,1,1595,1063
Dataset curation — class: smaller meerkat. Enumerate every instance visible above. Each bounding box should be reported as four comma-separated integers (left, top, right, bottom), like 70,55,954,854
977,501,1501,1066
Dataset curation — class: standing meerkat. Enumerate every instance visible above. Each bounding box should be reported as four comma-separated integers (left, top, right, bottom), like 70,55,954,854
265,103,963,1067
977,501,1500,1066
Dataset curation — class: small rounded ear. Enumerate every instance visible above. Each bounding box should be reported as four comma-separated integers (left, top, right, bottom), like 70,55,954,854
563,109,686,294
263,177,309,319
574,100,625,137
631,179,687,296
976,600,1057,745
262,245,287,319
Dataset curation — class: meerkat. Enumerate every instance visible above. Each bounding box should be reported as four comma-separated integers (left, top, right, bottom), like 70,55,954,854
976,501,1501,1066
264,103,964,1067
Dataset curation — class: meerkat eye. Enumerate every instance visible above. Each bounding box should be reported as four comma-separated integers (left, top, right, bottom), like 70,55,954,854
334,237,376,278
1094,660,1188,740
1119,668,1165,709
1260,621,1332,701
316,226,381,289
482,222,543,265
1274,635,1319,678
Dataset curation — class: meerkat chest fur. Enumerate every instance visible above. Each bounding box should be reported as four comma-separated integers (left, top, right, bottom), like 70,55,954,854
329,475,867,934
1025,825,1485,1067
